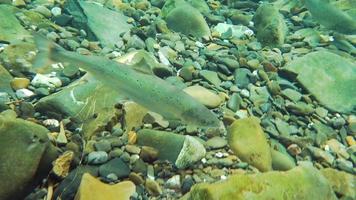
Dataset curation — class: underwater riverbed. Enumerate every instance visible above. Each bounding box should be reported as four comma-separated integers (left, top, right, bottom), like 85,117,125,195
0,0,355,200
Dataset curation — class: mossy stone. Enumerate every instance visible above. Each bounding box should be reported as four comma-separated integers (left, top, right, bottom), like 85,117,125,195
228,117,272,172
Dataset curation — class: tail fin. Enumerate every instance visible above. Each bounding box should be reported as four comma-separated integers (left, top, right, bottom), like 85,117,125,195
32,33,57,70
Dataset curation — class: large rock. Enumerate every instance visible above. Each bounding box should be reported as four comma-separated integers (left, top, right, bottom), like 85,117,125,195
65,0,132,47
75,173,135,200
184,165,338,200
164,3,210,38
0,114,58,200
227,117,272,172
35,74,124,139
282,51,356,114
253,3,287,46
0,5,30,42
305,0,356,34
320,168,356,199
53,166,98,200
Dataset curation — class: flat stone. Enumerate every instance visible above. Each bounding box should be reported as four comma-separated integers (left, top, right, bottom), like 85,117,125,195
183,85,223,108
186,165,337,200
98,158,130,179
75,173,135,200
199,70,221,86
205,137,227,150
283,51,356,114
65,0,132,48
281,88,302,102
234,68,251,89
0,114,58,200
228,117,272,172
53,166,98,200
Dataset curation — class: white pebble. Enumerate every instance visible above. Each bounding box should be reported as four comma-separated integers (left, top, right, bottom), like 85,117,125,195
166,175,181,189
43,119,60,127
240,89,250,98
51,7,62,17
31,73,62,88
16,89,35,99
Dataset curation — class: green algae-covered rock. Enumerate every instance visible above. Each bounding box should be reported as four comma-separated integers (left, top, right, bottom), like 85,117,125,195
283,51,356,114
0,5,29,42
253,3,287,46
271,149,296,171
0,114,58,200
35,74,124,139
185,165,338,200
228,117,272,172
320,168,356,199
165,4,210,38
305,0,356,34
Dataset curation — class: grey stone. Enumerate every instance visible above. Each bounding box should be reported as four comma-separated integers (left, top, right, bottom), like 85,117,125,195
87,151,109,164
98,158,130,179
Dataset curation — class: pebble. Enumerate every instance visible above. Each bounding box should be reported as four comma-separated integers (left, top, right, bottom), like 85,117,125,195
140,146,159,163
125,145,141,154
183,85,223,108
87,151,109,164
10,77,30,90
205,137,227,150
16,89,35,99
181,176,195,194
145,179,162,197
166,175,181,189
31,74,62,88
51,7,62,17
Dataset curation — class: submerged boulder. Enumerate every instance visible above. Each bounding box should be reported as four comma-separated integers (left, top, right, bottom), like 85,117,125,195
184,165,337,200
0,114,58,200
282,51,356,114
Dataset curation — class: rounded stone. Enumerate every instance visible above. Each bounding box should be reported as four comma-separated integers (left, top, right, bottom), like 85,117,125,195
183,85,223,108
10,78,30,90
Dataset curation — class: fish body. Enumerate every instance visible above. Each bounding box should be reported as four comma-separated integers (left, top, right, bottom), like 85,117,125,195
33,34,220,128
